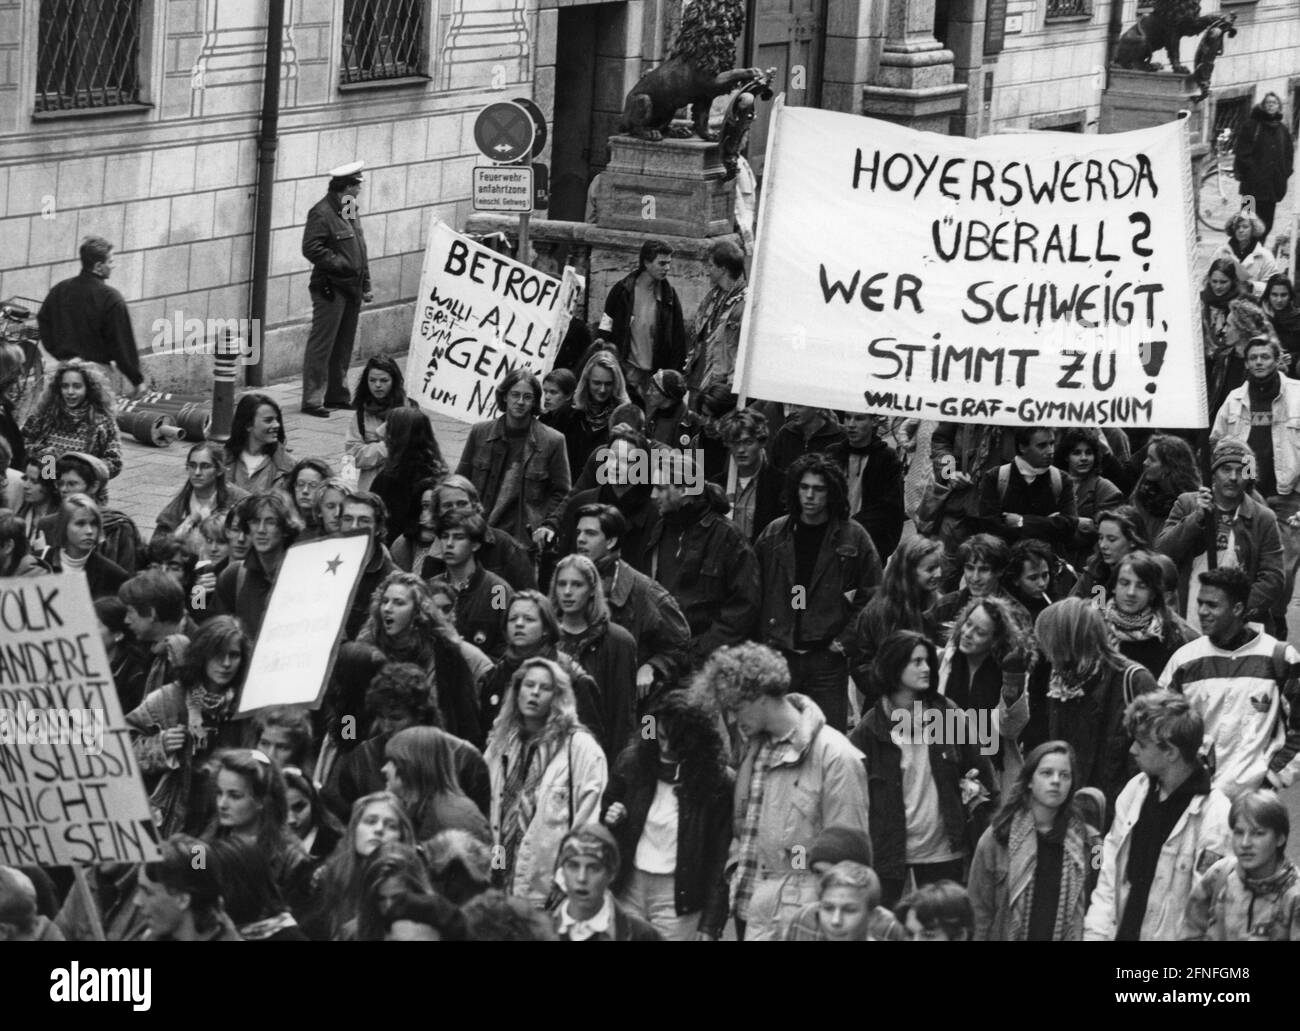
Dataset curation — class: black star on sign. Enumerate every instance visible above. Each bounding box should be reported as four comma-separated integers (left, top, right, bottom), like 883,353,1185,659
325,555,343,575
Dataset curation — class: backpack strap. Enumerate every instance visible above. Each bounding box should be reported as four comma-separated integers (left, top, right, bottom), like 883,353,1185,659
1122,663,1143,707
1271,641,1290,686
997,463,1011,502
1049,466,1062,503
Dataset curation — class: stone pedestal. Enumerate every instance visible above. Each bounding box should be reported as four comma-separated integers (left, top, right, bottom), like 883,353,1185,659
591,135,735,238
1100,68,1200,136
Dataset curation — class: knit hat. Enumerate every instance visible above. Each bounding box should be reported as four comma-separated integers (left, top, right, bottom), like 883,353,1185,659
808,826,872,868
651,369,686,403
556,823,621,877
1210,437,1255,474
59,451,111,491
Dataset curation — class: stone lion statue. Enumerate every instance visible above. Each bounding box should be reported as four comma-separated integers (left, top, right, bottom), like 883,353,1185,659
1113,0,1222,74
620,0,760,141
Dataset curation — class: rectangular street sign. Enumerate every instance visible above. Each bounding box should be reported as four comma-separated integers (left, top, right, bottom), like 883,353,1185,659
472,165,534,212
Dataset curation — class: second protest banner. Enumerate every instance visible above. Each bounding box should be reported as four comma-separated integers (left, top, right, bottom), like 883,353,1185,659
735,101,1204,427
406,219,580,422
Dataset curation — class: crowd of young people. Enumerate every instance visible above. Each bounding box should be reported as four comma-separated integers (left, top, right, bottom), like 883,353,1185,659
4,234,1300,943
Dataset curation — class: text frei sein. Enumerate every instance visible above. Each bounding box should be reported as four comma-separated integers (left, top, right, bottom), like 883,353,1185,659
0,576,161,867
405,219,581,424
736,107,1203,427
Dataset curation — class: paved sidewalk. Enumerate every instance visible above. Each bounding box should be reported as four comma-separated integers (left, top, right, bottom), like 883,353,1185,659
113,353,471,540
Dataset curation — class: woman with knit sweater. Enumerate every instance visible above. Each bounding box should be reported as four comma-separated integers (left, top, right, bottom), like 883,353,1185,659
22,360,121,497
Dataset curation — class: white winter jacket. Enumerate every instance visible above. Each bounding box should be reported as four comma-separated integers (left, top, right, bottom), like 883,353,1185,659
1210,376,1300,496
1084,772,1231,941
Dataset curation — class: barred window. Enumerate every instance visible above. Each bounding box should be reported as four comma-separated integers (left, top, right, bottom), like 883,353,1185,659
1045,0,1092,18
341,0,426,84
37,0,142,112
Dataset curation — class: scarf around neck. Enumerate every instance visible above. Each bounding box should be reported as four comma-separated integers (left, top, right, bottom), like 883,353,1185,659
1007,807,1088,942
1105,599,1164,642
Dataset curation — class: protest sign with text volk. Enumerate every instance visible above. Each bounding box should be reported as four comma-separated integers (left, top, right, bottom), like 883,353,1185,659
0,575,160,866
236,533,371,715
735,101,1204,427
406,219,577,422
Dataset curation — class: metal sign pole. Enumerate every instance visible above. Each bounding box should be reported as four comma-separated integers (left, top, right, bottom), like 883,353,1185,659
519,210,531,266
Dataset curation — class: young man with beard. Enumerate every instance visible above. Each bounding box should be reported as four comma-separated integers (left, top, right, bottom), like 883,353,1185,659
755,453,882,731
1155,437,1285,633
573,502,690,697
828,412,904,562
456,368,571,552
1158,566,1300,799
646,451,759,670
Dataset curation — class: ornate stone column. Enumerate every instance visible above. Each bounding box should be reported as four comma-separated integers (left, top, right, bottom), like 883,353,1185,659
861,0,966,133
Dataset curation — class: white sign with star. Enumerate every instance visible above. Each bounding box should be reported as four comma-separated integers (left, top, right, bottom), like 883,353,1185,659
236,534,371,714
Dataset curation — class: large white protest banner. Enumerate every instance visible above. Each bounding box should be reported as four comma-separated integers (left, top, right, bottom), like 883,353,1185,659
406,218,581,422
0,575,160,866
236,533,370,715
734,101,1205,427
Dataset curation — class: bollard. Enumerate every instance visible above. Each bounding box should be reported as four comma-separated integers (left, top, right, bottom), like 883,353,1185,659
209,331,240,444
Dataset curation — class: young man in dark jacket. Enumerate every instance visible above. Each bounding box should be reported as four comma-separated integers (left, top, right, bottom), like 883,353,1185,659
37,236,143,396
768,405,846,479
594,239,687,397
574,503,691,696
645,455,759,670
552,825,662,941
455,368,571,551
434,510,512,660
214,491,297,638
829,413,904,562
755,453,882,731
977,426,1078,550
710,407,785,543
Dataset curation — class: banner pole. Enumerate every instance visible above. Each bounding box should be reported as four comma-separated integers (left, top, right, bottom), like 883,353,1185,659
72,863,107,942
732,93,785,411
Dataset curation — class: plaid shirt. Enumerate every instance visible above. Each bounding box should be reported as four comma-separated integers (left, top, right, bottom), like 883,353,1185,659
731,737,780,921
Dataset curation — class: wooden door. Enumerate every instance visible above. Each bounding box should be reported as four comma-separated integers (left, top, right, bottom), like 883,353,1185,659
745,0,825,178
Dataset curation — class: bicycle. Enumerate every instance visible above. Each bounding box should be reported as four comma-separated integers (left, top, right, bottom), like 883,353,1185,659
0,296,44,424
1196,127,1243,234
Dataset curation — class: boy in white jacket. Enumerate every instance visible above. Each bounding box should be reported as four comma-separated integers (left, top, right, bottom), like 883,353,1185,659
1085,691,1231,941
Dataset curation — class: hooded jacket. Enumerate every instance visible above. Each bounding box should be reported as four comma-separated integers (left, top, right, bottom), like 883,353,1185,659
1181,855,1300,941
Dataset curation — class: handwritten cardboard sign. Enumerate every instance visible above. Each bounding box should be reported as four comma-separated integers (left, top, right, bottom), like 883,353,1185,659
735,102,1204,427
236,534,370,715
0,575,160,866
406,219,580,423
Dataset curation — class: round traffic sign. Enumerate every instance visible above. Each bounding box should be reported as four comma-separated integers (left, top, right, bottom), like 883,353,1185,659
513,97,548,159
473,101,535,163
